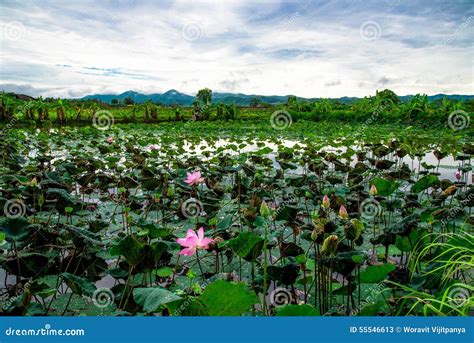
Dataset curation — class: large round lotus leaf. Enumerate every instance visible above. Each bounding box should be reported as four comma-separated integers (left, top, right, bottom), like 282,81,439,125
0,217,31,242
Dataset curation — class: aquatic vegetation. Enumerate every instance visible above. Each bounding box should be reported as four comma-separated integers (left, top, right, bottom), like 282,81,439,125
0,121,472,316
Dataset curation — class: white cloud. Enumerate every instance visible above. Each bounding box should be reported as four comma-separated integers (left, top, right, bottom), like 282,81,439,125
0,0,473,98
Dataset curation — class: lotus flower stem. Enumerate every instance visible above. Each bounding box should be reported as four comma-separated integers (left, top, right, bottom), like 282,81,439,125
195,250,204,276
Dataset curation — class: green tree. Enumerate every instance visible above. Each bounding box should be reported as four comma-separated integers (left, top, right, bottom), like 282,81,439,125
123,96,134,105
314,99,333,114
196,88,212,105
375,89,399,105
250,97,262,107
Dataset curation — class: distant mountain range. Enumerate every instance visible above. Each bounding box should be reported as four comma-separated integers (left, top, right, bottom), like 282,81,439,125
79,90,472,106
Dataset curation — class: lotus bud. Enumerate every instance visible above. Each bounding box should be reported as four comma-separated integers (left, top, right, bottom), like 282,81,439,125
322,194,330,209
369,184,378,196
322,235,339,256
455,170,461,181
260,200,270,218
338,205,349,220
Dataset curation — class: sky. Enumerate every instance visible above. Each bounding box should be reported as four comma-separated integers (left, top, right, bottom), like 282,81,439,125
0,0,473,98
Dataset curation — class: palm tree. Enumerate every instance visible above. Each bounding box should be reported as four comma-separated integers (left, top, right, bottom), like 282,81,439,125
0,93,18,121
403,94,432,121
315,99,333,114
55,99,67,124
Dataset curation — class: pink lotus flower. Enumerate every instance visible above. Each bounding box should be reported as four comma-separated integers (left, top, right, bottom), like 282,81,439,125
176,227,213,256
339,205,349,219
148,144,159,151
322,194,330,209
184,171,204,186
455,170,461,180
369,184,378,196
106,137,114,144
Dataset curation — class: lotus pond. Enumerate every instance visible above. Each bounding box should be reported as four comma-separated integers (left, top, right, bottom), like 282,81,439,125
0,120,473,316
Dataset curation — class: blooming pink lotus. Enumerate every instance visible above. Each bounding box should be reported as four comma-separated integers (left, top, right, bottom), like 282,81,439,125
148,144,159,151
455,170,461,180
106,137,114,144
176,227,213,256
184,171,204,186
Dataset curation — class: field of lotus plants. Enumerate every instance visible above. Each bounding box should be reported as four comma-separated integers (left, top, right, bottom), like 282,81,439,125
0,119,472,316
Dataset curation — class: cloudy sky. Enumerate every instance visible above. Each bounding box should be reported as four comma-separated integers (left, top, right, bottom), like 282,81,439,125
0,0,473,98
